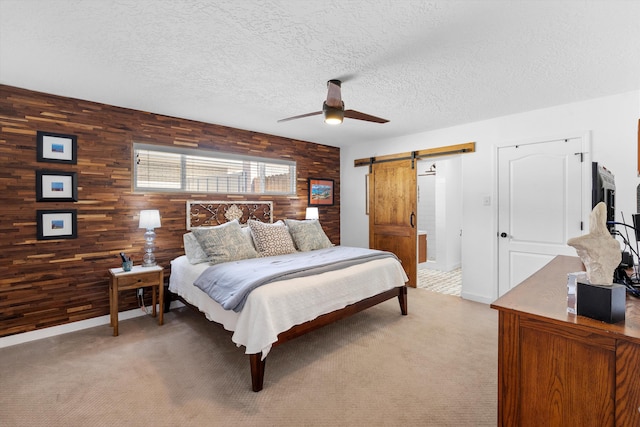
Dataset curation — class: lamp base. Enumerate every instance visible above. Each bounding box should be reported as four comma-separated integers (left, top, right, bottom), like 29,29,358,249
142,251,156,267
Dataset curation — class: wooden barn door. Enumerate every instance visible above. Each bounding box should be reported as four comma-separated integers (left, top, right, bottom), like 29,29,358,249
369,159,417,287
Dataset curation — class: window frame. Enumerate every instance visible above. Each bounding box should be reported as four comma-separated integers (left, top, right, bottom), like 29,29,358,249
133,143,297,195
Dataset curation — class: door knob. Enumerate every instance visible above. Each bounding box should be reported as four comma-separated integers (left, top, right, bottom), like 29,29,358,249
500,232,508,238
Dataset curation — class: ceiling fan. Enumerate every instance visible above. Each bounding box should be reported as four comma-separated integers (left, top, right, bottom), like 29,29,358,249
278,79,389,125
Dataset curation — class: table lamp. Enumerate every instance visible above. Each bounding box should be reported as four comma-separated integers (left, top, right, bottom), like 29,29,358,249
305,207,319,220
139,209,161,267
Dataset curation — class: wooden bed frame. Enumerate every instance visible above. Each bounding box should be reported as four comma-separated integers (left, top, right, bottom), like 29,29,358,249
173,200,409,391
170,285,407,391
249,286,407,391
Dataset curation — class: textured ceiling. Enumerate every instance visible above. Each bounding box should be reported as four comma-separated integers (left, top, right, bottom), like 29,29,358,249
1,0,639,148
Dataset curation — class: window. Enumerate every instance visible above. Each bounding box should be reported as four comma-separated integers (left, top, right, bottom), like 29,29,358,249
134,143,296,195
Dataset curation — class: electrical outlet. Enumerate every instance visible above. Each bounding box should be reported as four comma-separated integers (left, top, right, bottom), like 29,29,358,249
137,288,143,297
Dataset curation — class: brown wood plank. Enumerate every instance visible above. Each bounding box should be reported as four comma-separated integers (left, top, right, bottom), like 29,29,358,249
353,142,475,167
519,325,615,426
616,341,640,426
369,160,417,287
497,311,519,427
273,286,407,346
0,84,341,337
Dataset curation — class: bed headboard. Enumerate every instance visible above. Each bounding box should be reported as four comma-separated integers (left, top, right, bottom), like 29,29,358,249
186,200,273,230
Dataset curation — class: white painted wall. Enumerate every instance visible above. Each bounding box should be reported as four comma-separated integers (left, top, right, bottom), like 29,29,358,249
341,90,640,304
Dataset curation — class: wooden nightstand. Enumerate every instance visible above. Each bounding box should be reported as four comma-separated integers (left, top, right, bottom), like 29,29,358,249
108,265,164,336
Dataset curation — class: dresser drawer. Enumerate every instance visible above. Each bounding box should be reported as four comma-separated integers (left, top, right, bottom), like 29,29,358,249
117,272,160,288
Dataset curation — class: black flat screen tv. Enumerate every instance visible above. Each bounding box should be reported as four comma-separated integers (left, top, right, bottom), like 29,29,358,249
592,162,615,232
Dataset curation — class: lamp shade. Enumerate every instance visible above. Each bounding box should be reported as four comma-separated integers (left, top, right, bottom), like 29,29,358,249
305,207,319,220
139,209,161,229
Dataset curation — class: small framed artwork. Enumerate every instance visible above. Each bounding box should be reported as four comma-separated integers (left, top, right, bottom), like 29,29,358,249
37,210,77,240
308,178,334,206
37,130,77,164
36,170,78,202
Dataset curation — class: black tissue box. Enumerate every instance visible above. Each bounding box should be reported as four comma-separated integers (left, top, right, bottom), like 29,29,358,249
576,281,626,323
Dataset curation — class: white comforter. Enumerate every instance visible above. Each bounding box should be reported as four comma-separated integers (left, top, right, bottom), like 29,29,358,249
169,252,408,359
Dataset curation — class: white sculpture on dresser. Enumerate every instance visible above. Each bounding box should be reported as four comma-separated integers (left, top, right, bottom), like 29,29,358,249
567,202,621,285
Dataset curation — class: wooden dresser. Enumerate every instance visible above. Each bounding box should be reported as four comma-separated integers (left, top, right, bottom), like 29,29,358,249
491,255,640,426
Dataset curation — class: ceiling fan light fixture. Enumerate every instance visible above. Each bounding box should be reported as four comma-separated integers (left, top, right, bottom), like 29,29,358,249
323,102,344,125
278,80,388,125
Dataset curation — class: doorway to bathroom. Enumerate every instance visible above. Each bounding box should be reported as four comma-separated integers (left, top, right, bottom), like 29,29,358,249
416,156,462,296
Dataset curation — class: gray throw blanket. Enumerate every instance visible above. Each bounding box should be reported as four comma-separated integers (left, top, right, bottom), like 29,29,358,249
194,246,398,312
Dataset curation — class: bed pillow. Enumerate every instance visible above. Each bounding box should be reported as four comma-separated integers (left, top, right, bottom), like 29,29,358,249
248,220,297,257
284,219,333,252
183,232,209,264
240,225,256,249
191,220,258,264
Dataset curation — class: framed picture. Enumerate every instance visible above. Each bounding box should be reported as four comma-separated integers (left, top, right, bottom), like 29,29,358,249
308,178,334,206
37,210,77,240
37,131,77,164
36,170,78,202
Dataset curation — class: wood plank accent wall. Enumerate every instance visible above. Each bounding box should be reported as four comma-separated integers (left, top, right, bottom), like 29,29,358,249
0,85,340,337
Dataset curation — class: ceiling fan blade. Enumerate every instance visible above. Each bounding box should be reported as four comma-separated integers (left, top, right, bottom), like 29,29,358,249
277,111,322,123
325,80,343,108
280,80,387,125
344,109,389,124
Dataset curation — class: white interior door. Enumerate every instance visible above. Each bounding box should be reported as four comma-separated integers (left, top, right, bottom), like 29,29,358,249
498,138,584,296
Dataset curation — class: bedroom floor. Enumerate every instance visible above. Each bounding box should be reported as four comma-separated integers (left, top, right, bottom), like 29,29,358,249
0,287,496,426
417,267,462,296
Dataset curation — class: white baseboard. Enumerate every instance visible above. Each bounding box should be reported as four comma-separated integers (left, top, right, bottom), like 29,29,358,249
0,301,183,349
460,291,494,304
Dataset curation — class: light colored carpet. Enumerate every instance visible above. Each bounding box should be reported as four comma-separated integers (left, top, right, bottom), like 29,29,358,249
0,288,497,426
418,267,462,296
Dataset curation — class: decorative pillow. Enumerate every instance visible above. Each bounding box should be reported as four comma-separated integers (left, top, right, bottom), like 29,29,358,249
240,225,256,249
248,220,297,257
191,220,258,264
284,219,333,252
183,232,209,264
